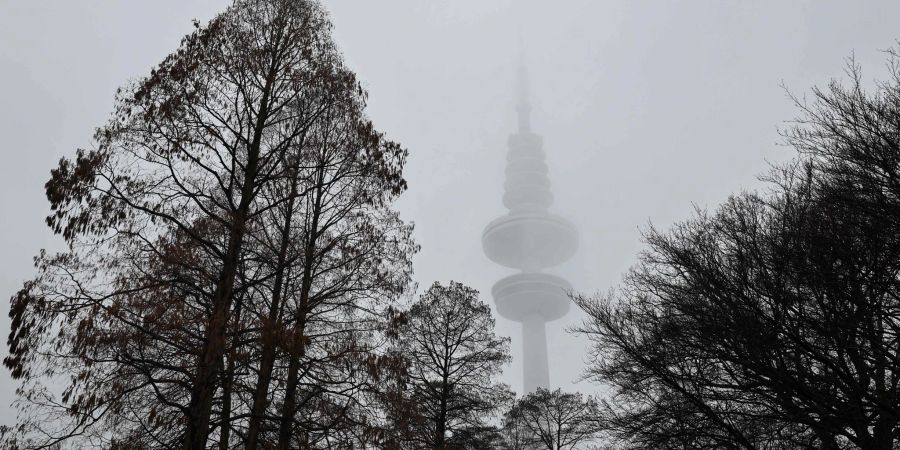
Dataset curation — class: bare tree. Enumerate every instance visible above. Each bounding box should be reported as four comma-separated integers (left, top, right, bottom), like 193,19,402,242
504,388,601,450
394,281,512,450
575,52,900,450
500,403,532,450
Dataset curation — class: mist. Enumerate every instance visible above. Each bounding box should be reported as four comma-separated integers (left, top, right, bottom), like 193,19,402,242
2,0,899,441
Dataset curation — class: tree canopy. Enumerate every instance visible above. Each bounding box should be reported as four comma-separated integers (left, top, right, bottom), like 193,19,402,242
576,53,900,450
390,281,513,450
4,1,415,448
503,388,601,450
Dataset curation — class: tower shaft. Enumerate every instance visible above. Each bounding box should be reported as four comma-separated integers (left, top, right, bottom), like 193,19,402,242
522,314,549,393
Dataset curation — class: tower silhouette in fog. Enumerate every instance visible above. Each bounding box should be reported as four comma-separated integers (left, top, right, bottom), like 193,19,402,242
482,61,578,393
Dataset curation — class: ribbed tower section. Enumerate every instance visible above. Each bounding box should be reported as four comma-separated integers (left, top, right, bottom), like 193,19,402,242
482,63,578,393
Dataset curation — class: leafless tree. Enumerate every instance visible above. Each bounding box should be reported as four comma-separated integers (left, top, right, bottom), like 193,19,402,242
575,51,900,450
504,388,601,450
394,281,512,450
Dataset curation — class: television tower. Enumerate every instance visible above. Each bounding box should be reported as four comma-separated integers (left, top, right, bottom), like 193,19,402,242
482,61,578,393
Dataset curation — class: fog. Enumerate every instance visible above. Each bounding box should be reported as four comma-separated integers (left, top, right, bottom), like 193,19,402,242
2,0,899,425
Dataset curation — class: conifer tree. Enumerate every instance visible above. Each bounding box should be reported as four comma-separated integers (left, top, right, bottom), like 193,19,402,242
3,1,414,448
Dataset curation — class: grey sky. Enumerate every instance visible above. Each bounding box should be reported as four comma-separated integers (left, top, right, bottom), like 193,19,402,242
1,0,899,425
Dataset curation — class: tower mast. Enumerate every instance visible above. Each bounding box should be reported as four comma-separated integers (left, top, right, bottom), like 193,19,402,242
482,59,578,393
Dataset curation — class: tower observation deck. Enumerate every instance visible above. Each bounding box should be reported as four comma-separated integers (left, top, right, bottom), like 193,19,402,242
482,62,578,393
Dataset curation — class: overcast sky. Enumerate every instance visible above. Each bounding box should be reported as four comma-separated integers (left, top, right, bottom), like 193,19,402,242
2,0,900,424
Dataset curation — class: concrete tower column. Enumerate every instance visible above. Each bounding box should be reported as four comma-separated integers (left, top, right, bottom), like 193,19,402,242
522,314,549,393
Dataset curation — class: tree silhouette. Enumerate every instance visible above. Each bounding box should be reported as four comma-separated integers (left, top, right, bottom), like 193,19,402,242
394,281,512,450
576,53,900,449
503,388,601,450
4,0,414,448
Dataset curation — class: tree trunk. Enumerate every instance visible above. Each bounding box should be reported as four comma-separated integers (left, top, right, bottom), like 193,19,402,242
218,295,244,450
872,414,897,450
275,165,324,450
217,357,235,450
246,172,300,450
435,395,447,450
183,221,249,449
276,334,307,450
435,364,450,450
183,67,275,450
